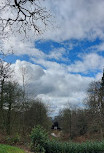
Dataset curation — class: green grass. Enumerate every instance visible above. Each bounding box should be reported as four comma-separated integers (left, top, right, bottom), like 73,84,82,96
0,144,26,153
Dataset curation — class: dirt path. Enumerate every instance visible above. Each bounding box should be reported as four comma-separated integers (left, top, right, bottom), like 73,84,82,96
14,145,33,153
24,150,33,153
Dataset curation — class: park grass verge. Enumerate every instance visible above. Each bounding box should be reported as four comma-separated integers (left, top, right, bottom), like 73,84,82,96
0,144,26,153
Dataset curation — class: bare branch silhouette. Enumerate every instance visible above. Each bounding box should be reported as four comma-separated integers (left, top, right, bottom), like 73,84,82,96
0,0,51,38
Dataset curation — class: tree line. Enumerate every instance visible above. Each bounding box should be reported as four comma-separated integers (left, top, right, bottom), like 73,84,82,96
0,59,51,136
1,58,104,142
54,74,104,141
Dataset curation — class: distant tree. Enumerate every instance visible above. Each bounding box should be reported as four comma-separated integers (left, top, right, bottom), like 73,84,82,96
59,106,72,139
0,60,13,129
19,65,27,134
0,59,12,110
76,109,88,136
85,80,104,139
3,81,23,134
24,99,51,132
56,105,88,139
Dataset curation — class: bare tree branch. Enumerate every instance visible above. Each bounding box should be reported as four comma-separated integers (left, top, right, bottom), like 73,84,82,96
0,0,51,38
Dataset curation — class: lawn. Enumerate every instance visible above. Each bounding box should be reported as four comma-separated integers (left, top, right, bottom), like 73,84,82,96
0,144,26,153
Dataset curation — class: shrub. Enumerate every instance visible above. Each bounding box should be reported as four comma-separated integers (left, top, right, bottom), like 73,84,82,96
30,126,104,153
5,134,21,144
30,125,48,153
45,140,104,153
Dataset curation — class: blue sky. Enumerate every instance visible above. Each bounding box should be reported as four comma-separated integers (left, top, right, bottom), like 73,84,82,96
1,0,104,116
4,38,103,76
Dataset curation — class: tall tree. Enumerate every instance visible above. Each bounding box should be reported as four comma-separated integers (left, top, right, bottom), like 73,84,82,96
59,106,72,139
0,59,12,110
4,81,23,134
19,65,30,134
57,105,88,139
0,59,13,129
24,99,51,132
86,76,104,139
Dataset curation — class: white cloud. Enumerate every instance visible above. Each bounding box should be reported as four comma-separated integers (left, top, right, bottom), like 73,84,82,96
32,52,104,77
68,53,104,73
11,60,94,115
11,60,45,86
1,36,43,56
98,43,104,52
1,0,104,116
1,0,104,55
95,72,103,81
1,35,68,63
48,48,67,61
42,0,104,41
90,43,104,52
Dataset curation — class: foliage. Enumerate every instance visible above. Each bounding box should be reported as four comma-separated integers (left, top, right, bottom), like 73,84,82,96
3,81,23,134
85,81,104,139
24,100,51,132
30,125,104,153
5,134,21,145
0,144,25,153
45,140,104,153
0,59,51,135
30,125,48,153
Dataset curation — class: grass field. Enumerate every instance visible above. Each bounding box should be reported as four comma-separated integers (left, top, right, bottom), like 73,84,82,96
0,144,26,153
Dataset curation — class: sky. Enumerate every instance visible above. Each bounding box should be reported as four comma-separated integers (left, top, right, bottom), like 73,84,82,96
1,0,104,116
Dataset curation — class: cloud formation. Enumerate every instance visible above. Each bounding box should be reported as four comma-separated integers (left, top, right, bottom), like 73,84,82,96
1,0,104,116
43,0,104,41
11,60,94,115
2,0,104,54
68,53,104,73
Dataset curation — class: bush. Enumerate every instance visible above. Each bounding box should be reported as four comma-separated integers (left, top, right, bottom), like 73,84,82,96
30,126,104,153
45,140,104,153
30,125,48,153
5,134,21,145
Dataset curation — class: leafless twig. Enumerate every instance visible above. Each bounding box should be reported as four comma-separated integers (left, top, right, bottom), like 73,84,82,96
0,0,51,37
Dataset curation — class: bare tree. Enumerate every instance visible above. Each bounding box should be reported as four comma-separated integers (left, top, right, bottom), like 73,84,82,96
59,105,72,139
57,104,88,140
0,59,12,111
4,81,23,134
0,0,51,38
0,59,13,130
24,99,51,132
86,81,104,139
